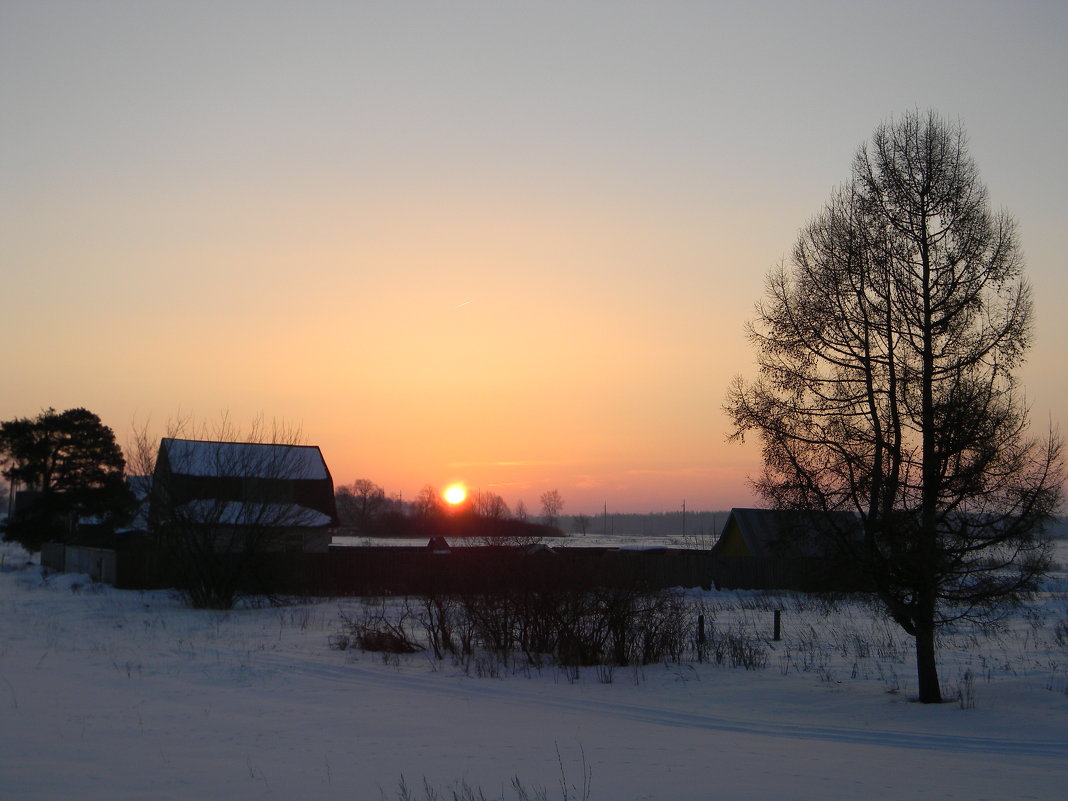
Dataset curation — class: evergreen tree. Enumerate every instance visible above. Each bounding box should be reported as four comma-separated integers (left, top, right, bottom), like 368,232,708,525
0,408,132,549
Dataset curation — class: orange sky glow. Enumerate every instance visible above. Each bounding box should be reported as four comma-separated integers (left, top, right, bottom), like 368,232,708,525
3,3,1066,514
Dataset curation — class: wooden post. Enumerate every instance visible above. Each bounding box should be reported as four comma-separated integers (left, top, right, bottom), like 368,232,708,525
697,613,706,662
773,609,782,641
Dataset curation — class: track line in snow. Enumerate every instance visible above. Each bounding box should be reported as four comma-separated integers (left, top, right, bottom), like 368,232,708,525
250,649,1067,761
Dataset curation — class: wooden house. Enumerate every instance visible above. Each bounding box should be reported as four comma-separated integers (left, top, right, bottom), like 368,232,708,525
150,438,338,553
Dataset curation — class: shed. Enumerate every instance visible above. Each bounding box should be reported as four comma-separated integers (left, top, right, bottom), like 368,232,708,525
710,508,863,591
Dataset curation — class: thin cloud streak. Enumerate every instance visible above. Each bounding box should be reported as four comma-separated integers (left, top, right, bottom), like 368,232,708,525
624,467,727,478
449,460,566,468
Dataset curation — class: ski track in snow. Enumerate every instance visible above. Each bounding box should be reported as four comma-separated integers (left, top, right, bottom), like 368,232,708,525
4,541,1067,801
251,650,1067,760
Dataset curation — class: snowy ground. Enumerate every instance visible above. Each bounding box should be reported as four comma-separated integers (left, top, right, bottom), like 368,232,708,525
1,539,1066,801
332,532,719,549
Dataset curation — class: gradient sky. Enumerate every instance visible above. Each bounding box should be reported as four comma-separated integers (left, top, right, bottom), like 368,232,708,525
3,1,1066,513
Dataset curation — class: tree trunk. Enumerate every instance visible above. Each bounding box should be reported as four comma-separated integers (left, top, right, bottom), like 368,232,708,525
915,621,942,703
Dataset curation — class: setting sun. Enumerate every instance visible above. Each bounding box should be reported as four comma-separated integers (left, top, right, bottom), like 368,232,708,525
443,484,467,505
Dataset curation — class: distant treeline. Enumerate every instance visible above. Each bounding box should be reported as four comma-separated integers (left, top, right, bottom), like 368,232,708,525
563,511,730,538
565,512,1068,541
353,509,560,541
335,480,735,541
567,513,1068,541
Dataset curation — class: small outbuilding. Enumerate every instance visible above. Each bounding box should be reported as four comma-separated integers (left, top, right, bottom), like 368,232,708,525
711,507,863,591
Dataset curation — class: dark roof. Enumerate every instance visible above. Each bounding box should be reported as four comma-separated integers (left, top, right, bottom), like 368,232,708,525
152,438,338,528
159,438,330,480
715,508,860,559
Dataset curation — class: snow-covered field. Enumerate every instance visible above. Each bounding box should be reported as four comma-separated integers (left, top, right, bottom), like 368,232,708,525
2,539,1066,801
331,532,719,550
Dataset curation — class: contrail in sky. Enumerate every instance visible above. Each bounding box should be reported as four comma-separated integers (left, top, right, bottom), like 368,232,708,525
454,300,472,309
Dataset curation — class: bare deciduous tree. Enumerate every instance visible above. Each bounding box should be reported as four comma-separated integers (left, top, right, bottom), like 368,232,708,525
726,110,1063,703
336,479,387,533
513,499,529,522
572,513,592,536
474,490,511,521
414,484,442,520
540,489,565,530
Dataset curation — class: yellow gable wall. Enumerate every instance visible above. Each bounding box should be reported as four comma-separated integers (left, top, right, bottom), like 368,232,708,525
716,518,753,557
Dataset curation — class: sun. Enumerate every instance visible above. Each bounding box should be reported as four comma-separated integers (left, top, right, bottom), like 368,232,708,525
443,484,467,505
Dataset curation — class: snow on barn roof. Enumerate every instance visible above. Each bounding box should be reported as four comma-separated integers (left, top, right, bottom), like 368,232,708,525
159,438,330,480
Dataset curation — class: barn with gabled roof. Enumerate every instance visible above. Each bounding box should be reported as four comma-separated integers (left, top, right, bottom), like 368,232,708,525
150,437,338,553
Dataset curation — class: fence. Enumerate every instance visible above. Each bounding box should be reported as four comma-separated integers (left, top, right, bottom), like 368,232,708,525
40,542,717,595
39,542,861,595
250,545,717,596
709,555,867,592
41,542,179,589
40,544,117,586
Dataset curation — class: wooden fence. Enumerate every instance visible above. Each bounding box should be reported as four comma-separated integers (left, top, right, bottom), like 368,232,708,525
239,546,718,596
42,542,717,595
40,544,118,586
40,543,860,595
709,555,867,592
